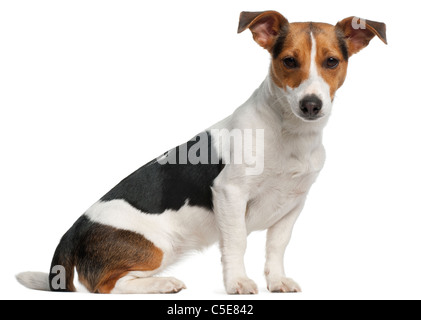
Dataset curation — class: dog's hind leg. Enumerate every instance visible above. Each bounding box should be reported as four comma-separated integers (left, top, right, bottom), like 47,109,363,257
71,216,180,294
111,272,186,294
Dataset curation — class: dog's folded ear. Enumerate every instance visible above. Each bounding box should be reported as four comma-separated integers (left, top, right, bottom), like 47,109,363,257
238,11,289,51
336,17,387,57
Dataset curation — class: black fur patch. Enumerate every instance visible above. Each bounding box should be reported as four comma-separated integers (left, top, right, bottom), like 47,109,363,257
272,25,290,59
100,131,225,213
335,28,349,62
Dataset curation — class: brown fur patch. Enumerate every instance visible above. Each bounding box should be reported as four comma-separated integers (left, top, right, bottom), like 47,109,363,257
75,222,163,294
238,11,289,50
271,23,312,90
336,17,387,57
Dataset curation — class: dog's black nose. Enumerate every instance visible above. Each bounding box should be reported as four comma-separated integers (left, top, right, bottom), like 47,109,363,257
299,95,322,118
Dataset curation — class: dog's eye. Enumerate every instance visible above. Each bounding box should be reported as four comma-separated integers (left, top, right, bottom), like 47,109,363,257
325,57,339,69
283,57,299,69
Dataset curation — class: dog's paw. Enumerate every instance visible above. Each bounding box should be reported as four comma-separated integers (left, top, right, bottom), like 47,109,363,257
160,277,187,294
225,277,258,295
267,277,301,293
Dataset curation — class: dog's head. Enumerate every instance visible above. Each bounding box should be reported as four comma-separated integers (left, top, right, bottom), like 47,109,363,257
238,11,387,122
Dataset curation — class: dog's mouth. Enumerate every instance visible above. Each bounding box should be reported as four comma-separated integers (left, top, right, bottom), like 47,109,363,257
298,113,325,122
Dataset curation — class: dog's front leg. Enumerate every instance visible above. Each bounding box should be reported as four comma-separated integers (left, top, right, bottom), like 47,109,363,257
213,185,257,295
265,204,304,293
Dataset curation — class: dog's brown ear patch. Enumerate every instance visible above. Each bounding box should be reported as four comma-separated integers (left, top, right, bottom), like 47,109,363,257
336,17,387,56
238,11,289,51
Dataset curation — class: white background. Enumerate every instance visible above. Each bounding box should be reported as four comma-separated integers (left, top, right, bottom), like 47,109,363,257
1,0,420,300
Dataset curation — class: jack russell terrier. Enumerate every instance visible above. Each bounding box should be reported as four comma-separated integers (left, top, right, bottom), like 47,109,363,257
17,10,387,294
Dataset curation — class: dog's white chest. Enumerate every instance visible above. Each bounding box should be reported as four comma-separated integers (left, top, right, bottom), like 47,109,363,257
245,140,326,232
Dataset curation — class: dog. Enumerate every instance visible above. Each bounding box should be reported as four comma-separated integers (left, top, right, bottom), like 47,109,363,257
17,10,387,294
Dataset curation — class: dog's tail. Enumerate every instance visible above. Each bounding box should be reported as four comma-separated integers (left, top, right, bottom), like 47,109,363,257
16,271,50,291
16,218,81,292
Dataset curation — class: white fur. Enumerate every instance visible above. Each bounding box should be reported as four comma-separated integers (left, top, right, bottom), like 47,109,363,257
111,273,186,294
